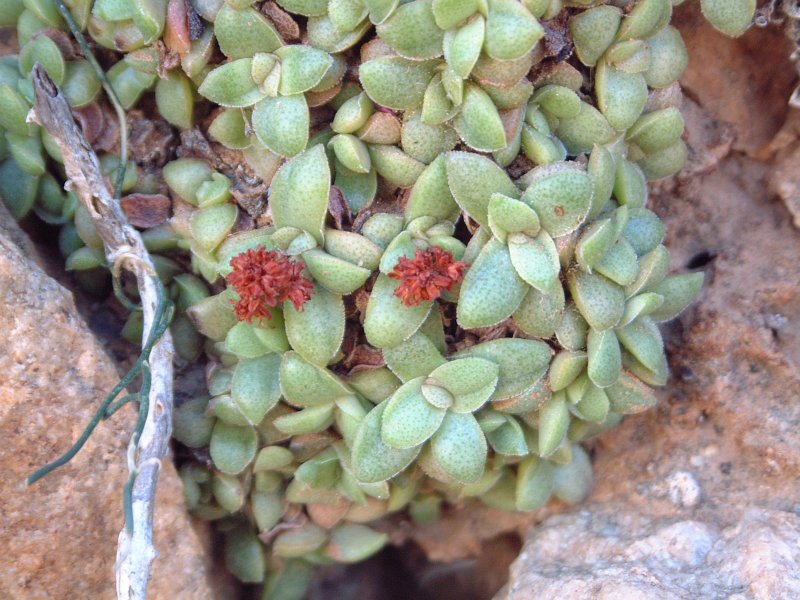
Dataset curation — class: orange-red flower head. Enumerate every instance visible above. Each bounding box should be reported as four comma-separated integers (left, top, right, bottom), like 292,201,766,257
389,246,467,306
226,246,314,322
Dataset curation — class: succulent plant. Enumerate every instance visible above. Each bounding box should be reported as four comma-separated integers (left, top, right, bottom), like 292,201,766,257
2,0,758,597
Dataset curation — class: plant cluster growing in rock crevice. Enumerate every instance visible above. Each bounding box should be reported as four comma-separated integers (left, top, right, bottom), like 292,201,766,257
0,0,758,596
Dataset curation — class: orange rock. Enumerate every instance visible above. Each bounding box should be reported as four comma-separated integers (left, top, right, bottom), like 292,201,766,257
0,204,224,599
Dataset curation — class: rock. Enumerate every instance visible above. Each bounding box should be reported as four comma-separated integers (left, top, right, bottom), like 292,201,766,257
381,504,536,563
677,2,796,156
501,508,800,600
665,470,703,508
0,204,223,599
765,112,800,230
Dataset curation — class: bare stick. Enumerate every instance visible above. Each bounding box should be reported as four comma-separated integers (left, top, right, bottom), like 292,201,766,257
31,65,175,600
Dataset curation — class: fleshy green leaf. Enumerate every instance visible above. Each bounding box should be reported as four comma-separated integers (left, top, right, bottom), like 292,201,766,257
273,524,327,557
364,0,400,23
454,83,507,152
484,0,543,61
623,208,666,256
280,351,352,407
276,45,334,95
486,415,528,456
606,371,657,414
457,238,527,329
325,524,389,563
382,377,446,448
555,102,615,156
303,248,372,295
521,166,593,237
552,445,592,503
444,15,484,78
214,4,283,59
19,33,65,85
329,0,369,33
377,0,444,60
638,140,688,180
595,60,648,131
488,194,540,241
284,285,345,366
273,404,336,434
586,329,622,388
614,159,648,209
625,245,670,297
455,338,552,401
347,368,402,403
507,231,560,292
405,154,460,224
515,455,554,510
232,354,283,424
513,283,565,338
210,421,258,474
334,160,377,213
276,0,328,17
190,204,238,252
270,144,330,243
432,0,479,29
383,332,446,382
359,56,436,110
364,274,433,348
627,107,685,155
568,270,626,331
352,403,421,483
421,383,454,409
430,412,487,483
647,272,704,322
531,85,581,119
173,396,215,448
570,5,622,67
548,351,588,392
198,58,266,108
645,26,689,89
594,239,640,286
572,383,610,423
615,316,665,374
330,133,371,173
251,94,309,157
619,292,665,327
0,84,33,136
307,14,372,53
401,111,459,164
333,91,375,134
445,151,519,227
224,526,265,583
616,0,671,41
588,143,617,217
538,393,569,456
429,357,499,413
368,145,426,187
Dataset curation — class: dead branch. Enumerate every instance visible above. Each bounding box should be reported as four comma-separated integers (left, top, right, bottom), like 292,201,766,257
31,64,175,600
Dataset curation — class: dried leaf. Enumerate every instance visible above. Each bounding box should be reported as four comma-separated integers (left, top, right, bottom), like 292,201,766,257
121,193,172,228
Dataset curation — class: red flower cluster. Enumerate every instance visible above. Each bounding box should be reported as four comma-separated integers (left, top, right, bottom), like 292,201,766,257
226,246,314,322
389,246,467,306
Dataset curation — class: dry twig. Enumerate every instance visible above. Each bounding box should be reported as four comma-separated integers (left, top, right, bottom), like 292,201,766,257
31,65,175,600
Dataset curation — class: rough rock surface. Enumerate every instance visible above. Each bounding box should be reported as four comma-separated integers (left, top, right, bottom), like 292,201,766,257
498,10,800,600
0,204,222,599
503,508,800,600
